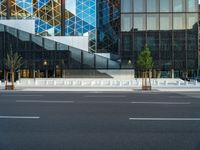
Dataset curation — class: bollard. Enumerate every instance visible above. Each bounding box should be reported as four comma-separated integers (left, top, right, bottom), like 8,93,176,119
195,80,198,86
177,81,180,86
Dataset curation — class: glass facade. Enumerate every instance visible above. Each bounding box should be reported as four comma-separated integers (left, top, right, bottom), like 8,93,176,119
0,0,6,19
0,0,96,36
121,0,199,77
0,0,199,78
96,0,120,55
0,0,120,54
0,23,120,79
0,0,96,52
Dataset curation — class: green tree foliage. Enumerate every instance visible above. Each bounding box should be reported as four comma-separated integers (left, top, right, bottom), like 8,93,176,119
137,44,153,71
137,44,154,90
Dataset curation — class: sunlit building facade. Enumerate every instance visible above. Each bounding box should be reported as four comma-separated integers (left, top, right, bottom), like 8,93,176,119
0,0,97,52
0,0,121,79
0,0,120,54
0,0,199,79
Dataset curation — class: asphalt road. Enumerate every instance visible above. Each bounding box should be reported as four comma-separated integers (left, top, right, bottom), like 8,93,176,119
0,91,200,150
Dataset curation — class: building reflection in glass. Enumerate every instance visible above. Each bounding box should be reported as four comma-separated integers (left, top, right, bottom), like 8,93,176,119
121,0,198,77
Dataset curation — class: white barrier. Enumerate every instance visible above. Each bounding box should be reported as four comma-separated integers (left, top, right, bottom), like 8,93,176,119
9,78,200,88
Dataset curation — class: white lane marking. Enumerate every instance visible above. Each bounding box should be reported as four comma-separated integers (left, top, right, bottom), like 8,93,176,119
76,101,129,104
131,102,191,105
84,95,126,98
2,95,43,97
0,116,40,119
16,100,74,103
168,96,188,99
87,92,104,93
17,100,127,104
129,118,200,121
16,100,190,104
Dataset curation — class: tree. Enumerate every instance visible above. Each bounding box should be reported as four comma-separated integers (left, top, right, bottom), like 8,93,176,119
4,50,23,90
137,44,153,90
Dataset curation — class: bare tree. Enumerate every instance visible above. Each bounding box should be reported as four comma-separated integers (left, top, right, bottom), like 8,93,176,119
4,50,23,90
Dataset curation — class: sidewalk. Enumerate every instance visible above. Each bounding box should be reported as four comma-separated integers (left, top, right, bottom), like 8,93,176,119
0,86,134,92
1,86,200,92
1,80,200,92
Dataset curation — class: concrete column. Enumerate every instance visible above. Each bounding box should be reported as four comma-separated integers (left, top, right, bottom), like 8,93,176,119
33,69,36,85
149,70,152,78
171,69,174,79
33,69,35,78
132,69,135,78
18,70,21,81
157,70,161,78
62,69,65,78
45,70,48,78
197,69,200,77
53,69,56,78
153,69,156,78
4,69,6,82
38,70,40,78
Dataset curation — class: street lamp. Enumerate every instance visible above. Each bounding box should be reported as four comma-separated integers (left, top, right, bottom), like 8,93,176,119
43,60,48,66
127,59,135,78
43,60,48,78
128,60,132,66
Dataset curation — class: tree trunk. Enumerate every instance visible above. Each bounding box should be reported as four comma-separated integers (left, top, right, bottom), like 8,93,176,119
149,69,152,88
11,68,14,90
145,71,147,87
5,70,8,90
142,70,152,91
142,72,145,87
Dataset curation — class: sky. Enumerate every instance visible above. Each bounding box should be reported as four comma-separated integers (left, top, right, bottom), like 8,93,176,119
65,0,76,15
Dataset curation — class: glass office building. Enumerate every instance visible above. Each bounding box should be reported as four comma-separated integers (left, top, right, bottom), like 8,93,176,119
0,0,120,54
96,0,120,56
0,0,97,52
0,0,199,79
0,0,121,79
121,0,199,77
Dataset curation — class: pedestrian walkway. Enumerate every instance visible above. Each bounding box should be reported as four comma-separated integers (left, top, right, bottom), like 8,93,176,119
1,78,200,92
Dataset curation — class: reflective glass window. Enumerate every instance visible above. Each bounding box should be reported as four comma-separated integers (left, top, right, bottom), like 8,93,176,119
147,0,159,12
122,34,132,51
134,14,146,31
187,31,197,52
147,14,159,30
160,32,172,55
160,14,172,30
121,0,132,13
44,39,56,50
133,32,146,51
160,0,172,12
187,0,197,12
187,13,198,29
173,0,185,12
173,13,185,30
134,0,145,12
121,14,133,32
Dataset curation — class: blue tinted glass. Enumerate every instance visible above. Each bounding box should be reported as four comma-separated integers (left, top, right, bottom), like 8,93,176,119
121,0,132,12
147,0,158,12
187,0,197,12
134,0,145,12
160,0,172,12
173,0,185,12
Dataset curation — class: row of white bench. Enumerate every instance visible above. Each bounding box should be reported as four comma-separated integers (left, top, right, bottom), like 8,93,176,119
7,78,199,87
